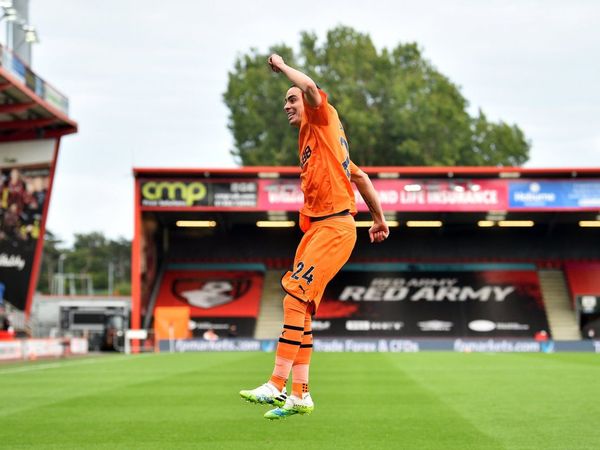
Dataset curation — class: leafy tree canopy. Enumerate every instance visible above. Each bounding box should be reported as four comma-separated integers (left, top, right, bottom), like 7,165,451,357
39,231,131,295
224,26,530,167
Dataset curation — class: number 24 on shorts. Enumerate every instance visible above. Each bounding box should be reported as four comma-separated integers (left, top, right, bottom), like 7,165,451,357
290,261,315,285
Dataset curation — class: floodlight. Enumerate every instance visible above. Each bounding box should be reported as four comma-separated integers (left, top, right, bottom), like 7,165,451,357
21,24,38,43
498,220,534,227
477,220,495,227
355,220,399,227
1,7,17,21
256,220,295,228
176,220,216,228
406,221,443,227
579,221,600,228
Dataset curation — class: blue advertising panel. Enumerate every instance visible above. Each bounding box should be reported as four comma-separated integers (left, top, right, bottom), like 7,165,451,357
509,180,600,209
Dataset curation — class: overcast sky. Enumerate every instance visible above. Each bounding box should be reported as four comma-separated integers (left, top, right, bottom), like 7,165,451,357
28,0,600,244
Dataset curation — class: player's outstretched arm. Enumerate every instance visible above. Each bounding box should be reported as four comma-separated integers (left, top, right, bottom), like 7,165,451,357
268,53,321,108
351,168,389,243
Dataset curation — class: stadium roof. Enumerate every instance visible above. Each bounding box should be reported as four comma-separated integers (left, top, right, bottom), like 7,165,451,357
134,166,600,179
133,166,600,228
0,47,77,142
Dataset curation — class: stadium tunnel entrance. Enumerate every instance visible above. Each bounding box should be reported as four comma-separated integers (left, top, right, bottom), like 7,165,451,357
132,167,600,342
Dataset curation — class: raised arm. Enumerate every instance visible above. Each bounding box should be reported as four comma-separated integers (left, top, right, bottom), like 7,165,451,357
351,168,389,243
268,54,321,108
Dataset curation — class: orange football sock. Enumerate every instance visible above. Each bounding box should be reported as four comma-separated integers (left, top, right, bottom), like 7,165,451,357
292,310,312,397
269,295,308,391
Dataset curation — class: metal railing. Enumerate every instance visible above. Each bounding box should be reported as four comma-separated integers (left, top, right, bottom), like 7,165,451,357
0,43,69,115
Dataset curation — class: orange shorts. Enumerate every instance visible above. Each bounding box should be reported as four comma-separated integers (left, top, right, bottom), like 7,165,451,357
281,215,356,312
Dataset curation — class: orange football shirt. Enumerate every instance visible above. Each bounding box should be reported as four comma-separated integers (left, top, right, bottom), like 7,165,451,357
298,90,358,218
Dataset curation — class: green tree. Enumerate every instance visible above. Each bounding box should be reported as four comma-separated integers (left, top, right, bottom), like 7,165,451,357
37,231,131,295
224,25,530,166
68,232,131,294
38,230,64,294
224,45,300,166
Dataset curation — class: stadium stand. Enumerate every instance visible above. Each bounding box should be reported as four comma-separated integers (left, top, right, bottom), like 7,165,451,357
133,167,600,342
0,22,77,347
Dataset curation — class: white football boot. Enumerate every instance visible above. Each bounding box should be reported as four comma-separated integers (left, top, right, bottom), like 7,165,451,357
240,383,287,407
264,393,314,419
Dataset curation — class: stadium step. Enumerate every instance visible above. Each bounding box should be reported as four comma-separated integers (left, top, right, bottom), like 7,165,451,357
539,270,581,340
254,270,285,339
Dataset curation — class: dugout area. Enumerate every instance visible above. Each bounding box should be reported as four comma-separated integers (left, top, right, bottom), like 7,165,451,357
132,167,600,341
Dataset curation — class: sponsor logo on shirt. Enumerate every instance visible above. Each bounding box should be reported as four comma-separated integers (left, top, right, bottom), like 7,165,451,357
300,146,312,167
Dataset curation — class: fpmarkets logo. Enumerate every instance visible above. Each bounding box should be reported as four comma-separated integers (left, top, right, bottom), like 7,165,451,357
141,181,208,206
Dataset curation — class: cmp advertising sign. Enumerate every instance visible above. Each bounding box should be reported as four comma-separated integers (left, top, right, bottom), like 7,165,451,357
140,177,600,212
140,180,258,208
139,178,510,211
258,178,509,212
314,267,550,337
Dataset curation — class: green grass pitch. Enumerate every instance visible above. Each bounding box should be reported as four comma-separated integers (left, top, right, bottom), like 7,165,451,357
1,352,599,449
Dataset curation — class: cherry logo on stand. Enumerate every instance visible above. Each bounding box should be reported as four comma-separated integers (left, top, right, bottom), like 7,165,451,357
172,277,251,309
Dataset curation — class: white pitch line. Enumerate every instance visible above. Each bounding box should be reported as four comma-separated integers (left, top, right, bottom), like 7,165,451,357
0,354,154,376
